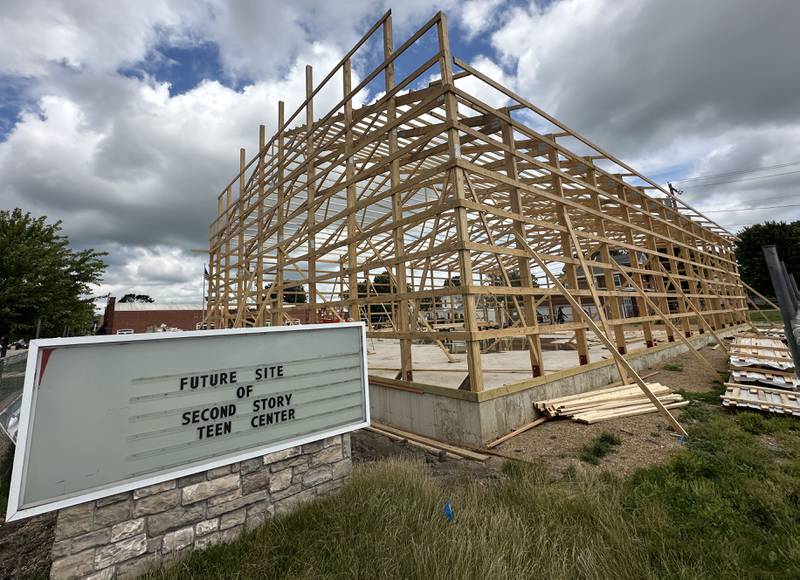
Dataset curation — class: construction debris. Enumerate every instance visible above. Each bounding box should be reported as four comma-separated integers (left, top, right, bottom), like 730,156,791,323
721,383,800,416
727,334,797,388
534,383,688,425
486,417,548,448
721,330,799,413
730,368,800,390
370,421,489,462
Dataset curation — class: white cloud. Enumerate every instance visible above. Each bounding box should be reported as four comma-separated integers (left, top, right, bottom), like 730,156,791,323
0,1,189,76
459,0,506,39
490,0,800,230
0,36,356,303
454,55,515,109
96,245,206,303
1,0,799,308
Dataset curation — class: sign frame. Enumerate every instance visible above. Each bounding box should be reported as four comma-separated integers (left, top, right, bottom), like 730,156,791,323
6,322,369,522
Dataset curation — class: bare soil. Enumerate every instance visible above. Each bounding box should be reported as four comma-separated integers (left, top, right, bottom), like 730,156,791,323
492,344,729,477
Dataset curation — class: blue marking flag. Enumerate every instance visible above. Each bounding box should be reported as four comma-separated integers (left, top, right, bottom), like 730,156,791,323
678,435,686,446
443,499,454,522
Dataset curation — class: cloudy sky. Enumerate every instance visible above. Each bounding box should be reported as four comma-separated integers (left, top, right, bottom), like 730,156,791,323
1,0,799,305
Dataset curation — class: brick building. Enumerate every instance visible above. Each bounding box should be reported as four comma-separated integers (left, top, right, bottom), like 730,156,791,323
99,297,204,334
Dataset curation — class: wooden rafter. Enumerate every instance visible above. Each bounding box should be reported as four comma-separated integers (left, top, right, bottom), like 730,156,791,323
205,10,748,404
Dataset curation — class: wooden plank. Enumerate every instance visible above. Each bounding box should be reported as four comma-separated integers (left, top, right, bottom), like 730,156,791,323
204,10,747,430
486,416,549,448
371,421,489,461
575,401,690,424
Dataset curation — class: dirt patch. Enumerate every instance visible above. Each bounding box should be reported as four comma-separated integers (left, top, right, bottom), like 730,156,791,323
0,438,55,580
495,411,685,477
352,429,505,486
655,344,728,394
493,344,728,477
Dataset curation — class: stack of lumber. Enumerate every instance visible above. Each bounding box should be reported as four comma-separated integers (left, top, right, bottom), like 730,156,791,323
720,331,799,415
721,383,800,416
534,383,688,425
728,334,798,389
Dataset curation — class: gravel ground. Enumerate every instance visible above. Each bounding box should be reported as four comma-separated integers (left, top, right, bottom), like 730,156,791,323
493,344,729,477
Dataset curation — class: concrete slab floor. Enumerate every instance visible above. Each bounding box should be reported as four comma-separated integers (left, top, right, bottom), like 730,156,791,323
366,329,675,390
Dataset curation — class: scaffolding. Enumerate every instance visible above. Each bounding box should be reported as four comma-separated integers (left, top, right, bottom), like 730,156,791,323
205,11,748,402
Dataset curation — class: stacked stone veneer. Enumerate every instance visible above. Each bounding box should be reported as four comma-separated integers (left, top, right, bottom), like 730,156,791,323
50,433,352,579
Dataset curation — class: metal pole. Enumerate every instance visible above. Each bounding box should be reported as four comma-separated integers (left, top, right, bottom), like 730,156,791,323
780,261,798,311
762,245,800,377
782,261,800,302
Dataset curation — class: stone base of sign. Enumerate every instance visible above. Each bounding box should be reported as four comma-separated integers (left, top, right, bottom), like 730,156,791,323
49,433,352,579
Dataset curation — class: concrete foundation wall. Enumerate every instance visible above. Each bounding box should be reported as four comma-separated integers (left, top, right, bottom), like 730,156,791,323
49,434,352,579
475,333,721,442
370,328,743,446
369,385,484,447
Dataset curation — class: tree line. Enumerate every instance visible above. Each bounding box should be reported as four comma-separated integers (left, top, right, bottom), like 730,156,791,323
1,207,796,356
0,209,105,356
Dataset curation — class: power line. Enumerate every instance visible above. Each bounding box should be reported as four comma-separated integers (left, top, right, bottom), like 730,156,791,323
724,193,800,204
680,169,800,189
701,203,800,213
672,160,800,183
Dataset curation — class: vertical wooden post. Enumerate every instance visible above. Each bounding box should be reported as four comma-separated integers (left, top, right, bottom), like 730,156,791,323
586,165,627,354
618,184,654,347
502,120,542,376
224,186,232,328
548,146,590,364
677,237,703,333
438,13,484,391
384,15,413,381
643,203,675,343
209,196,224,329
236,148,246,326
273,102,286,326
364,267,373,331
306,65,318,324
343,60,360,324
207,227,215,326
662,213,692,338
256,125,265,325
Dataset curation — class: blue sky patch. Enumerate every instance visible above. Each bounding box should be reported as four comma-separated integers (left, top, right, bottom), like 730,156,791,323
0,75,37,141
118,40,246,96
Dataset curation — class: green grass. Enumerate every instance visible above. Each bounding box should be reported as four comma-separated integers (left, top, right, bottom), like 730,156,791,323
677,381,726,404
749,309,782,322
579,432,622,464
147,397,800,579
663,363,684,372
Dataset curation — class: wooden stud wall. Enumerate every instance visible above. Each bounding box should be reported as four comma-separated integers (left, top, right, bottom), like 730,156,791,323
205,10,748,394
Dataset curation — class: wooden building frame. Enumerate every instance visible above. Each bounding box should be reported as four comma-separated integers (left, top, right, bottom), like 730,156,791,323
205,11,748,401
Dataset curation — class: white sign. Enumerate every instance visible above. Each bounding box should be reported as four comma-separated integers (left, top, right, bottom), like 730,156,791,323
7,323,369,521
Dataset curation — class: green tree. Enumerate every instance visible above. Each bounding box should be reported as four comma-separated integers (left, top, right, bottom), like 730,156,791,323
119,293,155,303
357,271,393,323
734,221,800,299
263,283,307,304
283,283,307,304
0,209,106,356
